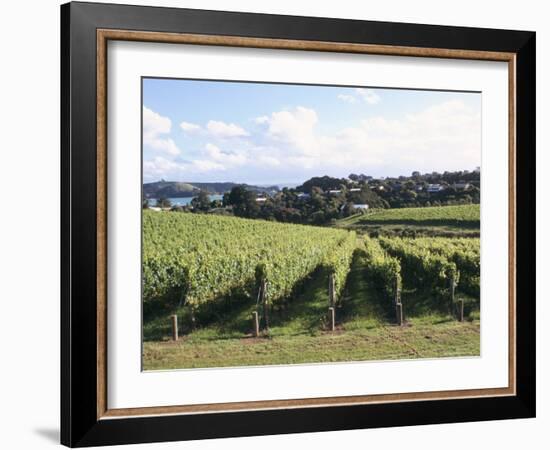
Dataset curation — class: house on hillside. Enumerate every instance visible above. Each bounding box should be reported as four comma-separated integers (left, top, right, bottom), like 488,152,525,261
349,188,361,192
453,182,471,190
354,204,369,210
392,183,403,191
328,189,342,195
427,184,443,193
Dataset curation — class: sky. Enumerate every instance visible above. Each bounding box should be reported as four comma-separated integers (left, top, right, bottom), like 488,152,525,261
142,78,481,186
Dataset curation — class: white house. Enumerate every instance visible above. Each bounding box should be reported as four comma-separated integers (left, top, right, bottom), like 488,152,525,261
427,184,443,193
354,204,369,210
453,182,471,190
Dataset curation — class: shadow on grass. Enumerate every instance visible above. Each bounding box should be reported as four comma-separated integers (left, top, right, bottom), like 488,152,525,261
143,265,339,341
143,290,256,342
339,250,393,325
143,247,398,341
399,286,479,321
343,224,480,239
358,218,480,229
143,244,481,343
400,288,448,317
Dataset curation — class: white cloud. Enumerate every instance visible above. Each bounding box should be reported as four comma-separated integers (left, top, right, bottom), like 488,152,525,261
191,159,226,172
143,106,171,140
323,99,481,170
143,106,181,156
146,138,181,156
257,155,281,167
180,121,201,133
143,156,186,180
143,154,226,181
144,99,480,182
355,88,381,105
206,120,249,138
204,143,248,167
255,100,479,174
337,89,381,105
337,94,357,104
265,106,319,156
253,116,269,124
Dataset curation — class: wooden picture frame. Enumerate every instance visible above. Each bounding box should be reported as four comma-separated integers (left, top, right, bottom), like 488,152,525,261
61,1,535,447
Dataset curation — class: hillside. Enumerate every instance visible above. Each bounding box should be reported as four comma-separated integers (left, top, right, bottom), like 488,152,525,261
334,204,480,237
143,180,279,198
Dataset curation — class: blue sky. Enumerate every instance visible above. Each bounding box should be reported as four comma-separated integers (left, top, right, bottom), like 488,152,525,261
143,78,481,185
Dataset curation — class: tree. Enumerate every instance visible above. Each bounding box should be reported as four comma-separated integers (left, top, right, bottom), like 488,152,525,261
348,185,386,208
296,175,347,194
342,202,356,216
142,198,149,209
191,190,211,212
226,186,260,218
156,197,171,208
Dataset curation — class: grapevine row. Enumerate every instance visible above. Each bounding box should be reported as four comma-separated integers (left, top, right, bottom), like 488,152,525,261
143,211,357,309
378,236,459,293
362,236,401,296
382,237,480,297
406,237,479,297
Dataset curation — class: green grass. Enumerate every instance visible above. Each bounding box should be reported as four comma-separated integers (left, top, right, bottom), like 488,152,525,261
143,250,480,370
333,204,480,237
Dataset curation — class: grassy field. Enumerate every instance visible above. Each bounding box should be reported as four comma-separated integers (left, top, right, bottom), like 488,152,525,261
143,250,480,370
334,204,480,237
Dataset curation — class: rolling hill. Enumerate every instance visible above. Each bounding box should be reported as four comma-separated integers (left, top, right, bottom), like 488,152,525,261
143,181,280,198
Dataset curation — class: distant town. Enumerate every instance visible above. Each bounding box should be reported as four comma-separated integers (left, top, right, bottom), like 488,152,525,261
143,168,480,225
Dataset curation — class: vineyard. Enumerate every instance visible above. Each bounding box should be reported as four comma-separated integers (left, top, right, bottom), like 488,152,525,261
143,210,480,369
335,204,480,237
143,211,356,310
379,237,480,297
360,204,480,224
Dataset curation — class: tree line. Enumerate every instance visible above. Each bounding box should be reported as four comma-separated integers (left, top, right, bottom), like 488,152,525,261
144,169,480,225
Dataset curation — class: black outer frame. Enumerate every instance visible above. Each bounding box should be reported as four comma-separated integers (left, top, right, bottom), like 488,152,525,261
61,1,536,447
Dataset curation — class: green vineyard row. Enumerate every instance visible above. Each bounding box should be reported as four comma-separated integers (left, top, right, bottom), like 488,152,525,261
360,204,480,224
362,236,402,296
379,236,480,297
143,211,356,308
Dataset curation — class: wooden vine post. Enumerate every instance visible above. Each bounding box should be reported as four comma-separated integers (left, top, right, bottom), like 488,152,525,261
394,275,403,326
260,278,269,332
449,273,456,316
328,272,337,331
448,270,463,321
252,311,260,337
328,272,336,307
328,307,335,332
171,314,178,341
189,305,196,330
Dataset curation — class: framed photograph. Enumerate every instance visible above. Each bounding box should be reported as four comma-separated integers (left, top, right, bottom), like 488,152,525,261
61,1,535,447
